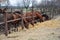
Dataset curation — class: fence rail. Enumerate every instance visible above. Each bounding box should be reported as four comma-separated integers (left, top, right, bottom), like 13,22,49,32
0,13,36,36
0,16,36,25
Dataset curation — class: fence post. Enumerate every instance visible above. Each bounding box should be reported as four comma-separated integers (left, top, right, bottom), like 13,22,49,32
32,6,34,24
4,12,8,36
21,9,25,29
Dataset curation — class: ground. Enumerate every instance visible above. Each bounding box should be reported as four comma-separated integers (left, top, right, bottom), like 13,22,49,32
0,16,60,40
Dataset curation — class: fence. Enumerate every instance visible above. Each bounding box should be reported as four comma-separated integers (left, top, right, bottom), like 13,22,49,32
0,7,60,36
0,7,36,36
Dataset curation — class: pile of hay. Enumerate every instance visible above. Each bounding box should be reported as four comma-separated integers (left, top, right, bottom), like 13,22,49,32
37,20,60,28
18,16,60,31
29,17,60,28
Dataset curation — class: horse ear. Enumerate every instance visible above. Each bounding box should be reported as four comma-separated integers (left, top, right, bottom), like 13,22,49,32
0,9,2,13
3,8,7,11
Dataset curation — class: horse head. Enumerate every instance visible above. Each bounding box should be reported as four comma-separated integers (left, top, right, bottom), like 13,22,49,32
1,8,8,14
42,14,50,21
3,8,7,11
0,9,2,13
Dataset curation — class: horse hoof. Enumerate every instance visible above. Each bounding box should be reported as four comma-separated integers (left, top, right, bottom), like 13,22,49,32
25,27,29,29
14,29,18,32
9,31,11,34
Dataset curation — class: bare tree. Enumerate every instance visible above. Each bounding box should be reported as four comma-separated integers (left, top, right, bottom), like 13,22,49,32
23,0,30,9
0,0,6,2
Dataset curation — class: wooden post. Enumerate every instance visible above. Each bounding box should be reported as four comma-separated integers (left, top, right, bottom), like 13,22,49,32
32,6,34,24
21,10,25,29
11,8,12,13
4,12,8,36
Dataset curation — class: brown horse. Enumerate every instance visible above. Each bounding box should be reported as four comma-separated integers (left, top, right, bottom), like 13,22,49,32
12,11,23,29
0,8,13,33
1,8,49,31
0,8,22,33
21,11,44,29
13,11,30,29
13,11,45,29
7,11,22,32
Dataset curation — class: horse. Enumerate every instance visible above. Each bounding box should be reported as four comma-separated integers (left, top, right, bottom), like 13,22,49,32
42,14,50,21
41,11,50,21
22,11,50,29
12,11,24,30
0,8,22,33
13,11,30,29
1,8,49,31
6,11,23,32
0,8,13,33
21,11,44,29
1,8,30,31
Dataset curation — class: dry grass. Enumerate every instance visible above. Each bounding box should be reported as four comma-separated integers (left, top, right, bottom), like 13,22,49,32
0,16,60,40
28,18,60,29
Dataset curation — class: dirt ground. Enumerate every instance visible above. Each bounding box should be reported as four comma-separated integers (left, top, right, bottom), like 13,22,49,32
0,16,60,40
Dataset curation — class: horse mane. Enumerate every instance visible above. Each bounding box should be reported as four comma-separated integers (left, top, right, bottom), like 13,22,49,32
13,11,22,14
33,10,42,15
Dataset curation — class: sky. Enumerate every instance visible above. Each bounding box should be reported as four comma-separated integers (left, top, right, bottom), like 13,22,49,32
0,0,52,6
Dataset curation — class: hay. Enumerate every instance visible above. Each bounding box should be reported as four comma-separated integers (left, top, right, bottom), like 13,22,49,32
18,17,60,30
28,18,60,28
38,20,60,28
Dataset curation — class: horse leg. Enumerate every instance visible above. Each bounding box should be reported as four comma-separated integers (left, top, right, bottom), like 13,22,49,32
36,13,44,22
8,23,11,34
16,23,18,31
24,22,29,29
40,19,44,22
14,23,18,32
25,23,29,29
30,21,34,27
23,18,29,29
8,27,11,34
